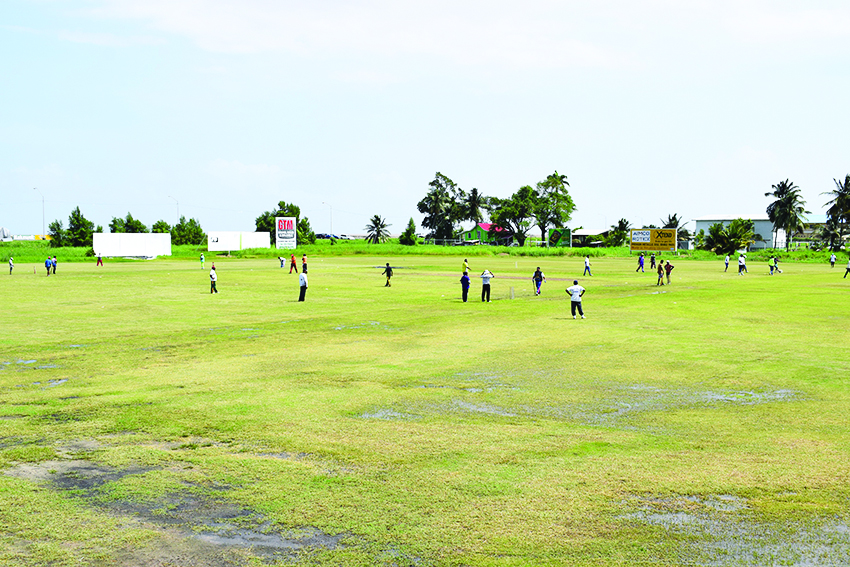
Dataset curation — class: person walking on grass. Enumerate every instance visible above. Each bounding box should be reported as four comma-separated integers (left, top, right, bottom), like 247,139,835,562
209,265,218,294
460,271,470,302
768,257,775,275
382,263,393,287
650,253,656,270
844,256,850,278
738,254,746,275
290,254,298,274
52,256,57,275
44,257,51,276
724,255,729,272
566,280,586,319
583,256,592,276
463,258,470,273
656,260,665,286
8,256,13,275
636,253,644,273
830,253,836,268
480,269,494,302
532,267,546,295
664,260,674,284
200,253,205,269
299,268,308,301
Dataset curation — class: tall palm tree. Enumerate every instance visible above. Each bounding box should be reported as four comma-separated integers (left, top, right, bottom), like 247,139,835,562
364,215,391,244
814,217,844,252
823,174,850,242
660,214,690,240
465,188,486,224
765,179,809,249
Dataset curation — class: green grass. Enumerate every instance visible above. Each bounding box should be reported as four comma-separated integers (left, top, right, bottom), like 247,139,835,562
0,255,848,565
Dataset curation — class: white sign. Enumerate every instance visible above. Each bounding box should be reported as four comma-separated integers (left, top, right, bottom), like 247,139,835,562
275,217,297,249
93,233,172,258
207,232,270,251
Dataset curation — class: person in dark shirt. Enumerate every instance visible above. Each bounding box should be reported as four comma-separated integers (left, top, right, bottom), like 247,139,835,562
532,267,546,295
382,263,393,287
460,271,470,302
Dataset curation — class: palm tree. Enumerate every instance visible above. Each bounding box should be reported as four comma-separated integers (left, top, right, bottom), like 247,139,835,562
465,188,486,224
823,174,850,242
661,213,690,241
765,179,809,250
364,215,391,244
813,217,844,252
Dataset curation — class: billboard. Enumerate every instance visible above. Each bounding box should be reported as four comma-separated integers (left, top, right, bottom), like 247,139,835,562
93,233,171,258
548,228,571,247
275,217,296,249
629,229,677,252
207,232,270,252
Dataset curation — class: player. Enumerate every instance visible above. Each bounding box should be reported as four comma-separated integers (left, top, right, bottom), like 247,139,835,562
382,263,393,287
532,267,546,295
566,280,586,319
583,256,592,276
299,268,308,301
480,269,494,302
209,265,218,293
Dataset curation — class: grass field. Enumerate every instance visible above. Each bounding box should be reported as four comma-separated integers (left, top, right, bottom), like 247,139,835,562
1,254,848,566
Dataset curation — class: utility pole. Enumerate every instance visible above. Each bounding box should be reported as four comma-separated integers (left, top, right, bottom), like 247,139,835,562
33,188,44,238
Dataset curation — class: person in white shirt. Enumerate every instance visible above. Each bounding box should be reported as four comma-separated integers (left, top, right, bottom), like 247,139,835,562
844,257,850,279
566,280,586,319
738,254,746,275
8,256,13,275
583,256,592,276
724,255,729,272
480,269,494,302
209,265,218,293
299,269,309,301
830,253,836,268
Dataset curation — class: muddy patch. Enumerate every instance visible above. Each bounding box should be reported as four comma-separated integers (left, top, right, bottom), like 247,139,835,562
622,494,850,565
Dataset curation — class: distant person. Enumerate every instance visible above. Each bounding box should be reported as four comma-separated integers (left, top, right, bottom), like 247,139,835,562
209,265,218,294
460,271,470,302
52,256,57,275
44,257,51,276
583,256,592,276
650,253,656,269
463,258,470,273
200,253,205,269
664,260,674,284
302,254,307,274
742,254,748,273
532,267,546,295
299,268,308,301
636,253,644,273
845,256,850,278
830,253,836,268
724,255,729,272
773,256,782,274
96,252,103,267
566,279,586,319
8,256,13,275
480,269,494,302
738,254,746,275
768,257,775,275
656,261,664,286
382,263,393,287
278,256,285,268
289,254,298,274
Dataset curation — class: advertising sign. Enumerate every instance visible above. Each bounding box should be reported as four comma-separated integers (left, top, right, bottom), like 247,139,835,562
275,217,297,249
629,229,677,252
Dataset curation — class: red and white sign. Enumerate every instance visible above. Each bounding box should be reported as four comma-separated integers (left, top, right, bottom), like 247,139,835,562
275,217,297,249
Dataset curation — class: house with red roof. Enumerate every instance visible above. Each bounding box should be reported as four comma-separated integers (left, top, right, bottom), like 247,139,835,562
461,223,511,245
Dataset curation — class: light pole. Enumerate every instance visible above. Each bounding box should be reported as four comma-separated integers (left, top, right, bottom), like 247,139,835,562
168,196,179,222
33,188,44,238
322,202,333,237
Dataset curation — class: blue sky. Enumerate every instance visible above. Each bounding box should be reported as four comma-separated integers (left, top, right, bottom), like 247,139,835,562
3,0,849,236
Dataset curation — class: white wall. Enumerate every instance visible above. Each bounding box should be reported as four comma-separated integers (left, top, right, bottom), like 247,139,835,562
207,232,270,251
93,233,171,257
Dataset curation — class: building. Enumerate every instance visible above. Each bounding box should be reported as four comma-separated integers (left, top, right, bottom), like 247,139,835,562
692,215,774,249
570,228,610,247
460,223,510,245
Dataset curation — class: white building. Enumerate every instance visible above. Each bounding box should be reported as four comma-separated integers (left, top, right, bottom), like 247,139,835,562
693,215,775,250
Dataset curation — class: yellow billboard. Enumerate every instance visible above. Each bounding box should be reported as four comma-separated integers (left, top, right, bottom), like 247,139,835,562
629,229,677,252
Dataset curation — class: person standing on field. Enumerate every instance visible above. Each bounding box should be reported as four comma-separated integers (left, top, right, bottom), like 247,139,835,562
302,254,308,274
44,257,51,276
583,256,592,276
460,271,470,302
200,253,205,269
8,257,13,275
299,268,308,301
463,258,470,273
566,279,586,319
52,256,57,275
96,252,103,267
844,256,850,278
724,255,729,272
209,265,218,293
480,269,494,302
532,267,546,295
656,260,665,286
636,253,644,273
382,263,393,287
290,254,298,274
738,254,746,275
664,260,674,284
650,253,656,269
830,253,836,268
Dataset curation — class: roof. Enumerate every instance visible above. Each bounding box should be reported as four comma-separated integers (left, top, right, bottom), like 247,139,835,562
692,215,771,221
467,223,505,233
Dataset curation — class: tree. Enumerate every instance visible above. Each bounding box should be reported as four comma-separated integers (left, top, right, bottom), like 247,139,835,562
417,173,467,240
765,179,809,249
399,218,418,246
171,216,206,245
151,220,171,234
48,219,65,248
109,216,125,233
604,218,631,247
465,188,487,224
124,213,148,233
533,171,575,243
823,174,850,242
487,185,536,246
700,219,760,255
255,201,315,245
66,207,95,247
365,215,391,244
813,217,844,252
661,213,690,241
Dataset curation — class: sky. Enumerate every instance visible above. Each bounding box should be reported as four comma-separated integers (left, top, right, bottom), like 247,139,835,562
2,0,850,237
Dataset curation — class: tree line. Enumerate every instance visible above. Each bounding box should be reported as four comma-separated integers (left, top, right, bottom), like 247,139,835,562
48,208,206,248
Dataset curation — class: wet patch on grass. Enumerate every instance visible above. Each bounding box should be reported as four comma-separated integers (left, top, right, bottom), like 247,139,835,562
622,494,850,565
360,409,420,421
